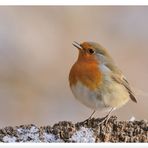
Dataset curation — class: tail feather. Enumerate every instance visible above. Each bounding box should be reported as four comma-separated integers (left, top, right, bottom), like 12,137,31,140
129,92,137,103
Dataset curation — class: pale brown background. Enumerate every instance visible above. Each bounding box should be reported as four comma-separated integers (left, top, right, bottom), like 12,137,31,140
0,7,147,127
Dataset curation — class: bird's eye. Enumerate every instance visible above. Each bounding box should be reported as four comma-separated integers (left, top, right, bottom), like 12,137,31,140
88,48,95,54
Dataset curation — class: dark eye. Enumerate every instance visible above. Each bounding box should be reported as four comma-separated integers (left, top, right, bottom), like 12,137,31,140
88,48,95,54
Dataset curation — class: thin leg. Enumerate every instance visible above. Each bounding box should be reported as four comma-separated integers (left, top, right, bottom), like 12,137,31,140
88,110,96,119
97,108,114,125
82,110,96,123
78,108,114,125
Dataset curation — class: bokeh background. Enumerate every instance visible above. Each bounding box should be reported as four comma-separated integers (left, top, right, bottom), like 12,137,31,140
0,6,147,127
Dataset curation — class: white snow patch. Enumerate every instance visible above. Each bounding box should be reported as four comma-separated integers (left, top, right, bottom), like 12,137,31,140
3,135,17,143
42,132,64,142
129,116,136,121
70,127,95,143
17,126,41,142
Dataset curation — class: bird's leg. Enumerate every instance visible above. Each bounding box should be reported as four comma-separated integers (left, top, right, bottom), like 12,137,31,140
79,108,114,125
88,110,96,120
82,110,96,123
97,108,114,125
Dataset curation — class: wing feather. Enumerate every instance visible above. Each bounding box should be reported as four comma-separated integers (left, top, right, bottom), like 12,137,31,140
111,73,137,103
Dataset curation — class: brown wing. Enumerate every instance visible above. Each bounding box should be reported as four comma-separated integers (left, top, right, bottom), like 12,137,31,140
112,73,137,103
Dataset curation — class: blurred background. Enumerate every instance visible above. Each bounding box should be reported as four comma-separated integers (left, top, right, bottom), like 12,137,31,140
0,6,147,127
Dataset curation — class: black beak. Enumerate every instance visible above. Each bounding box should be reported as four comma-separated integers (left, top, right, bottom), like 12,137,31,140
72,41,82,50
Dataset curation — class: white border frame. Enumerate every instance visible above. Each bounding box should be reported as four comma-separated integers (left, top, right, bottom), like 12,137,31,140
0,1,147,147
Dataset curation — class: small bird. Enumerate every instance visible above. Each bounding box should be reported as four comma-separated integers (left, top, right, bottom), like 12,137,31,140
69,41,137,122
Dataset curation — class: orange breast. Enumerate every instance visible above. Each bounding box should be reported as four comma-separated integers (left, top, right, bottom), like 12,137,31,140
69,54,102,90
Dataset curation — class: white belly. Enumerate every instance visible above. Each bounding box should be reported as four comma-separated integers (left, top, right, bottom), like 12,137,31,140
70,81,108,111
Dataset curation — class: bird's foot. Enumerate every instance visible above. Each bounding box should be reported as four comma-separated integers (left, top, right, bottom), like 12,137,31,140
96,114,111,126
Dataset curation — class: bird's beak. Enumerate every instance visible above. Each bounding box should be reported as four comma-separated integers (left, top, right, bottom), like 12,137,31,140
72,41,82,51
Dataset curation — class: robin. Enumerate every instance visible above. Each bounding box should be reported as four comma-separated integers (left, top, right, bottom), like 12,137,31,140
69,41,137,123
